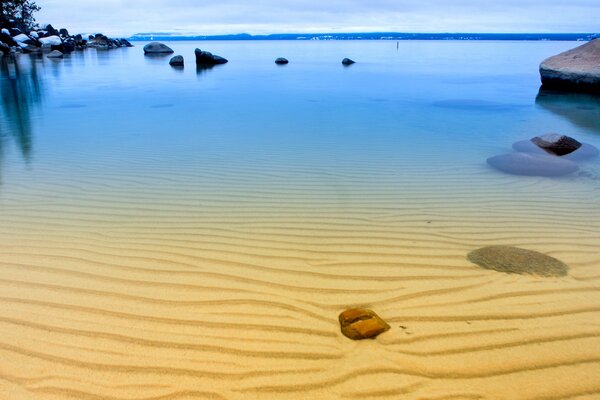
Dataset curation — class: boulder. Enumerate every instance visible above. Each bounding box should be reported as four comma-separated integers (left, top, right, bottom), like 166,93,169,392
195,48,228,65
275,57,289,64
540,39,600,93
1,28,10,36
530,133,582,156
169,55,184,66
342,58,355,65
47,50,63,59
29,31,39,39
0,32,17,47
467,246,569,277
59,28,69,37
119,38,133,47
339,308,390,340
13,33,34,44
44,24,59,36
487,152,579,177
9,28,22,36
39,35,62,46
143,42,173,54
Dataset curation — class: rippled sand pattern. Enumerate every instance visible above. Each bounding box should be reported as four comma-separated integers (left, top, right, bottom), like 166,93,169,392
0,151,599,400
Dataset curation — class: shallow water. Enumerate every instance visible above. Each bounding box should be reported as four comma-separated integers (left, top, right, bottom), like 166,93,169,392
0,41,599,399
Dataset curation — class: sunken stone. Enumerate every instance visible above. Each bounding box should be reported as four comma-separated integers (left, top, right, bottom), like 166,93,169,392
531,133,582,156
487,152,578,177
47,50,64,59
540,39,600,93
339,308,390,340
143,42,174,54
275,57,289,64
468,246,569,277
342,58,355,65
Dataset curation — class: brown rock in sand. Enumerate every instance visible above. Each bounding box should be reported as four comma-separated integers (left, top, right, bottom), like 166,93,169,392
468,246,569,277
339,308,390,340
531,133,582,156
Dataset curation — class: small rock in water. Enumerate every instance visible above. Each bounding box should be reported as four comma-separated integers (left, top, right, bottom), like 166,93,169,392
468,246,569,277
487,152,578,177
143,42,174,54
531,133,582,156
169,55,184,66
513,139,599,161
275,57,289,64
47,50,63,59
339,308,390,340
342,58,355,65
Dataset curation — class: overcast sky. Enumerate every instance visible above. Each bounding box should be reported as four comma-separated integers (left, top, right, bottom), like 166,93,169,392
36,0,600,36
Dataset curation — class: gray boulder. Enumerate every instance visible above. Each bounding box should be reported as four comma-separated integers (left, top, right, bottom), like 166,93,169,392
143,42,174,54
169,55,184,66
342,58,355,65
540,39,600,93
487,152,579,177
47,50,64,59
275,57,289,64
195,48,228,65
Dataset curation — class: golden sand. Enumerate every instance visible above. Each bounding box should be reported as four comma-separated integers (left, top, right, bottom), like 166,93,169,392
0,159,599,399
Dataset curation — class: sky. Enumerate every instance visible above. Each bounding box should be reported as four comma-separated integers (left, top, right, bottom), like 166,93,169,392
36,0,600,37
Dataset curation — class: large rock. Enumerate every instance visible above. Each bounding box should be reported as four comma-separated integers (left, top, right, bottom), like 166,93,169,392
342,58,355,65
540,39,600,93
468,246,569,277
0,32,17,47
487,152,579,177
195,48,228,65
339,308,390,340
13,33,34,44
39,35,62,46
275,57,289,64
169,55,184,66
143,42,173,54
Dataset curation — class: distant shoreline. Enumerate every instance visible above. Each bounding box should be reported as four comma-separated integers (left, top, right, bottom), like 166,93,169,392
129,32,599,41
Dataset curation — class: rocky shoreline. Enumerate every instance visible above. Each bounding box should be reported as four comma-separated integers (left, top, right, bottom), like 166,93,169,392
0,24,133,58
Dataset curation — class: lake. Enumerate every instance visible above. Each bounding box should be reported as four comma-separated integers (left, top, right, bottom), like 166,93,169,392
1,40,599,399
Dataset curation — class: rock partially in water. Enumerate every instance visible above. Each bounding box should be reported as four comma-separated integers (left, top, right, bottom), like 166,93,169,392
468,246,569,277
339,308,390,340
275,57,289,65
143,42,174,54
195,48,228,65
46,50,64,59
169,55,184,67
342,58,356,66
531,133,581,156
540,38,600,93
487,152,579,177
513,139,599,161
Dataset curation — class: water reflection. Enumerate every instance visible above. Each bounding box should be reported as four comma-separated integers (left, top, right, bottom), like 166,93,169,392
536,89,600,133
0,55,44,182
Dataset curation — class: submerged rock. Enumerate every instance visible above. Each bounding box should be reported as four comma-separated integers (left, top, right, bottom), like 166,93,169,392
468,246,569,277
169,55,184,66
47,50,63,59
342,58,355,65
540,38,600,93
531,133,581,156
275,57,289,64
339,308,390,340
487,152,578,177
143,42,174,54
195,48,228,65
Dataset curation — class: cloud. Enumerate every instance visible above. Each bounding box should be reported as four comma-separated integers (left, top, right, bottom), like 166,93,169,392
36,0,600,36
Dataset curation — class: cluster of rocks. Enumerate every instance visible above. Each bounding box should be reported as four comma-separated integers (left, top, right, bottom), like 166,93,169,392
142,42,356,69
486,133,599,177
0,24,132,58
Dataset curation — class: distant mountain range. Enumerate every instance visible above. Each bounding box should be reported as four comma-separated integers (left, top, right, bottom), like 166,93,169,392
129,32,600,41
